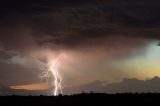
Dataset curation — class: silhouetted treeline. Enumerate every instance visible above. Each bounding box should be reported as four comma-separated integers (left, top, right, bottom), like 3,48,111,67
0,93,160,105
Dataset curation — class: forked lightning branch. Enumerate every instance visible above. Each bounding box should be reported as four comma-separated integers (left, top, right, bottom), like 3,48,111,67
40,56,63,96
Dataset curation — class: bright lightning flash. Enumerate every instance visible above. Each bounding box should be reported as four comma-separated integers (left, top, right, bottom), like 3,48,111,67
40,56,63,96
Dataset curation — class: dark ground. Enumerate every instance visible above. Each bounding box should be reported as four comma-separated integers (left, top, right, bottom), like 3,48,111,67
0,93,160,106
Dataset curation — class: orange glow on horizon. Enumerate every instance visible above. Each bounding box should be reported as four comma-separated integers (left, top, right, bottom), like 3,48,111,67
10,83,52,90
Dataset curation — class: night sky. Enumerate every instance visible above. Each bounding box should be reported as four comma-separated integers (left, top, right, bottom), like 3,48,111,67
0,0,160,95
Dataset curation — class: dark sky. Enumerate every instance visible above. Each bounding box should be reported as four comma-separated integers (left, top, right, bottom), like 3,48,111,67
0,0,160,94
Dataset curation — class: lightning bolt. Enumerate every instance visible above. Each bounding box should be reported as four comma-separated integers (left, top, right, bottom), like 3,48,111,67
48,59,63,96
40,55,63,96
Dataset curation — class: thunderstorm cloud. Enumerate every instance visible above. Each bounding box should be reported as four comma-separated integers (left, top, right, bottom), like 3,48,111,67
0,0,160,93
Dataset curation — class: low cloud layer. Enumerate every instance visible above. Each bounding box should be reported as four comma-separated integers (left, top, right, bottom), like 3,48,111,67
1,76,160,95
64,76,160,94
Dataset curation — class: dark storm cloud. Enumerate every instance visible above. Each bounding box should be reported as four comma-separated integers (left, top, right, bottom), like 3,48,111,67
114,0,160,27
0,62,41,86
0,0,160,51
0,49,18,61
0,51,12,59
30,0,160,50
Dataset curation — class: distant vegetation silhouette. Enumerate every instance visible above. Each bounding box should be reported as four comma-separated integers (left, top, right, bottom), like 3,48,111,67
0,93,160,105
